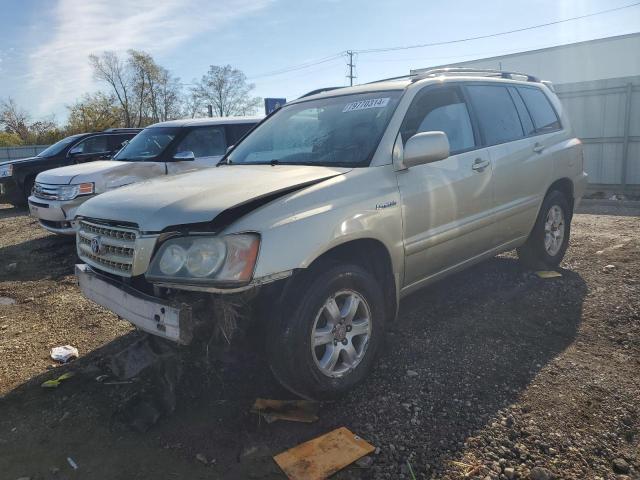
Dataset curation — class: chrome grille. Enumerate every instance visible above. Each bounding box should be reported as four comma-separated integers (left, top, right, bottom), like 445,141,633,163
34,182,61,200
77,220,138,276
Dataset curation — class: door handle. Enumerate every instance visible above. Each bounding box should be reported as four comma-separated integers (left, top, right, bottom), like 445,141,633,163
533,143,545,153
471,158,490,171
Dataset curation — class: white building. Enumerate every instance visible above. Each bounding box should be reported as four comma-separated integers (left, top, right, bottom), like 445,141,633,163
414,33,640,191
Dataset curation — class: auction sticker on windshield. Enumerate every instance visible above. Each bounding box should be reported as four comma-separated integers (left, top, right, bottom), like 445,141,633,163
342,98,390,112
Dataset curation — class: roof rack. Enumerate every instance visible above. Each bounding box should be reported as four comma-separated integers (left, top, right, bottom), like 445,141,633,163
298,86,345,98
409,67,540,83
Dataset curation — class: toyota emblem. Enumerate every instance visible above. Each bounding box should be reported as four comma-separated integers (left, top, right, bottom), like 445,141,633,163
90,236,103,255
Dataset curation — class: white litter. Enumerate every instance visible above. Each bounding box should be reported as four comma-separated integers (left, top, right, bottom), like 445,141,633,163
67,457,79,470
51,345,79,363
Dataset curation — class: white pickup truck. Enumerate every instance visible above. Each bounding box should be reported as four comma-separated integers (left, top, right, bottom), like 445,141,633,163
28,117,260,234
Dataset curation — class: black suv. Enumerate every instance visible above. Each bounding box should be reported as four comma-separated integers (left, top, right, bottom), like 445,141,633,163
0,128,141,206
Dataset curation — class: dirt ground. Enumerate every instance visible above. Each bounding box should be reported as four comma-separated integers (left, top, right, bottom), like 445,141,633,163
0,202,638,480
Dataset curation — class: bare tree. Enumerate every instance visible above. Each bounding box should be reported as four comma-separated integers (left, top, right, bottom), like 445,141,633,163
193,65,261,117
89,51,133,127
0,98,31,141
90,50,184,127
0,98,60,144
184,87,204,118
154,68,183,122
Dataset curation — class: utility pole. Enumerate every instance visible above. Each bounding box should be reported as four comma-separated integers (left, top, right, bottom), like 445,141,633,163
346,50,356,86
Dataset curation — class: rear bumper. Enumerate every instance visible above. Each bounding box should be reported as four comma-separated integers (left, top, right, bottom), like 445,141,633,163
574,172,589,209
75,264,194,344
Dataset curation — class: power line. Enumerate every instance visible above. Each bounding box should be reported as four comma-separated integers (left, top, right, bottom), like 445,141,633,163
245,2,639,81
355,2,640,54
247,53,345,79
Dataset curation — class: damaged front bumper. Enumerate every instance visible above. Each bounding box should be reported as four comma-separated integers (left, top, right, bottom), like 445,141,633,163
75,264,194,344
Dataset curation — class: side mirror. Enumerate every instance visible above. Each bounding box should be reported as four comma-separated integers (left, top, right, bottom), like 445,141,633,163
403,131,450,168
172,150,195,161
68,145,83,156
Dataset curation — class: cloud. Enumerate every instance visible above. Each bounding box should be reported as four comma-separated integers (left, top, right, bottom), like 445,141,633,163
28,0,272,116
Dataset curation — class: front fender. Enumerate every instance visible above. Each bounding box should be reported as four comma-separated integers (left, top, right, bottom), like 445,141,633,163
224,166,405,289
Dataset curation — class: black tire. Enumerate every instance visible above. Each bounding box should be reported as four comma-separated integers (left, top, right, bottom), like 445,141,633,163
21,177,35,206
517,190,571,270
267,264,385,400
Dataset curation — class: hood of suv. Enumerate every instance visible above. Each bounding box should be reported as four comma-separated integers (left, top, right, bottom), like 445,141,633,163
0,156,39,167
36,161,126,185
76,164,350,232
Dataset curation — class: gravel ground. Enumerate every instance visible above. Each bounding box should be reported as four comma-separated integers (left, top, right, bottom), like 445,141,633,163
0,202,638,480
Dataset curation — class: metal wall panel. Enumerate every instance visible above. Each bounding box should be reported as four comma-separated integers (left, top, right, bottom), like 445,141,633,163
556,76,640,188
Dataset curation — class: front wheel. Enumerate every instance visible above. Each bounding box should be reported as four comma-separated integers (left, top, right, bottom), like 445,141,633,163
517,190,571,270
267,264,385,400
21,177,35,206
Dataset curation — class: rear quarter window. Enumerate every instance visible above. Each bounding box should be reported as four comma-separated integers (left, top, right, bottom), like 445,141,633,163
517,87,561,133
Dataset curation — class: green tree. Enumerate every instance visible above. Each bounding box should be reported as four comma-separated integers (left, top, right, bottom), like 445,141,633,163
66,92,121,134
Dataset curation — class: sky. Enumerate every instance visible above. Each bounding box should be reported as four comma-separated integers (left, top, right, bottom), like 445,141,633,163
0,0,638,122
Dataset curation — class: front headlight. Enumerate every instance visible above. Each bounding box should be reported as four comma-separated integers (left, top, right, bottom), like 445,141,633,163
57,182,94,201
147,233,260,285
0,164,13,178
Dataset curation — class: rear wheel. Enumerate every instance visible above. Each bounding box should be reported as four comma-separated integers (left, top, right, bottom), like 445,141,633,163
517,190,571,270
267,264,385,400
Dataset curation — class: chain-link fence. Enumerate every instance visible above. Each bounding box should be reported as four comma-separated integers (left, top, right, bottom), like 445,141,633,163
0,145,50,161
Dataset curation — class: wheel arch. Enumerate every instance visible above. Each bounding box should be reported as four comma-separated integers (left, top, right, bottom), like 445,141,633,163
266,238,398,321
547,177,574,215
300,238,398,323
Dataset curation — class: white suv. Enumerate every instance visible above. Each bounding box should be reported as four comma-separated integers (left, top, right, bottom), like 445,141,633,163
29,117,259,234
74,70,587,399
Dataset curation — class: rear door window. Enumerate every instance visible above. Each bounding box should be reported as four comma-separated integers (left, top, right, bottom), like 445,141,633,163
176,126,226,158
74,135,109,154
517,87,561,133
108,134,134,152
400,86,476,155
466,85,524,146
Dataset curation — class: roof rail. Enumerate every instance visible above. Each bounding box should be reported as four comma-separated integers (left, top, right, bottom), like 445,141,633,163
298,86,345,98
540,80,555,92
409,67,540,83
104,127,143,132
365,74,415,84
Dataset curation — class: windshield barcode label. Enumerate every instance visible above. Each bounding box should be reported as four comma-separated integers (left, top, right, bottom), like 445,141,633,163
342,98,390,112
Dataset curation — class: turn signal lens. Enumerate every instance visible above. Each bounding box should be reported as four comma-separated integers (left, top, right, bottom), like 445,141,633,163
78,183,94,195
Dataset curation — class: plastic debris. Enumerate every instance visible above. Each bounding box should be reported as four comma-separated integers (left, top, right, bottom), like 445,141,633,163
67,457,78,470
0,296,16,306
535,270,562,279
50,345,79,363
41,372,75,388
274,427,375,480
251,398,319,424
